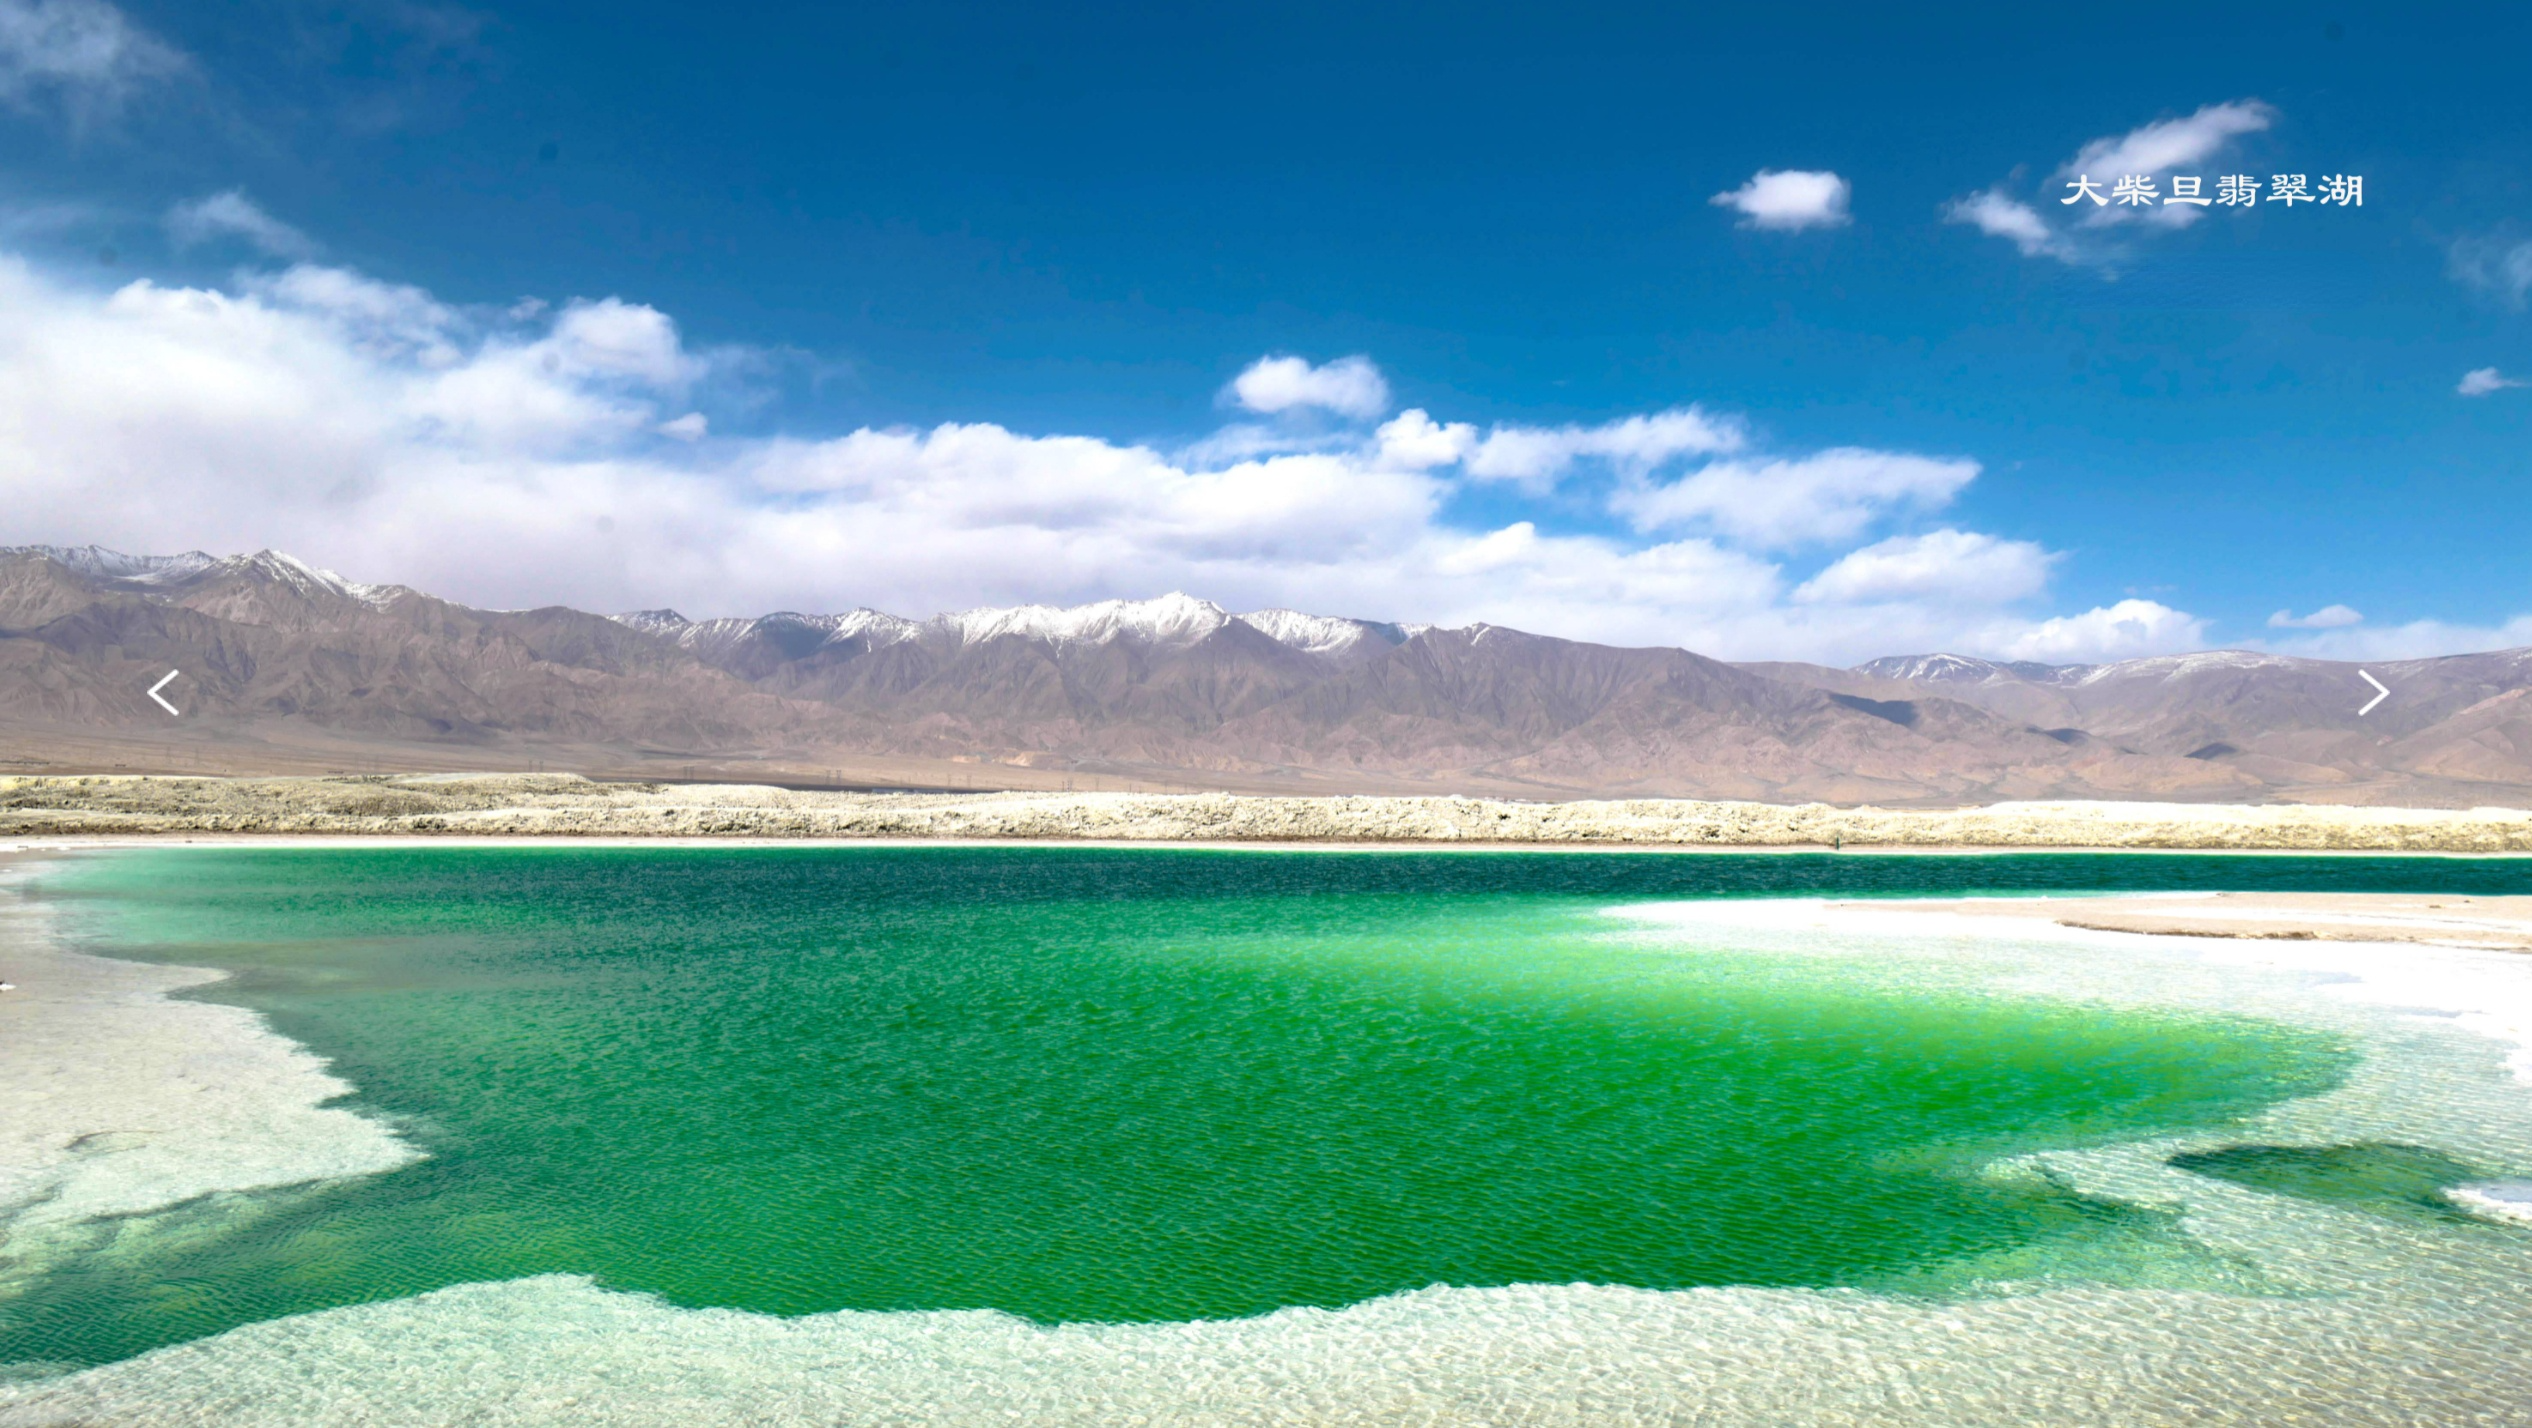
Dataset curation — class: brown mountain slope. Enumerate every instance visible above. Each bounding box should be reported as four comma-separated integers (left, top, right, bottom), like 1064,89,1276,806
1789,649,2532,804
5,545,2530,804
0,550,824,752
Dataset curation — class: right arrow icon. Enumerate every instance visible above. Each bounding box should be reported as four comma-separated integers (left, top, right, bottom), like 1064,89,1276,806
2357,669,2389,717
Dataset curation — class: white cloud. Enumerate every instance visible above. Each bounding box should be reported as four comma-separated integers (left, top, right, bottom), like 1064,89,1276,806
2458,366,2527,397
1794,529,2052,606
1372,408,1476,470
1943,189,2071,260
2263,614,2532,662
1952,100,2273,264
540,296,703,388
2449,237,2532,309
2061,101,2272,195
1710,169,1851,231
2268,604,2363,630
167,191,317,260
1462,407,1743,494
1610,448,1979,548
247,263,463,365
1225,354,1390,421
1169,421,1338,467
10,246,2514,667
0,0,180,110
1991,599,2209,663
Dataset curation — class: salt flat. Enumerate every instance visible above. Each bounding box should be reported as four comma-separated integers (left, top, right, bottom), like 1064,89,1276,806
5,773,2532,850
1858,891,2532,950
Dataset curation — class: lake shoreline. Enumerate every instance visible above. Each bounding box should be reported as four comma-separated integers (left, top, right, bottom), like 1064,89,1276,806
0,852,416,1286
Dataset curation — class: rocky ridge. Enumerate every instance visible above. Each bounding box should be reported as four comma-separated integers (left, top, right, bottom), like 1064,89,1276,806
6,545,2532,805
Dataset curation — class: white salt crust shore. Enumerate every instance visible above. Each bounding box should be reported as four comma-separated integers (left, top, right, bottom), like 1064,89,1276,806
4,879,2532,1424
0,857,417,1287
6,773,2532,850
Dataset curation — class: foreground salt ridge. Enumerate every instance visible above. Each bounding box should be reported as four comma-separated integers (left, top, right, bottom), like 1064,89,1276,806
7,774,2532,849
0,859,418,1285
1613,897,2532,1089
8,893,2532,1426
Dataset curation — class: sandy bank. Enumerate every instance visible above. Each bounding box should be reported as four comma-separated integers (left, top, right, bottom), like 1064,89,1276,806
5,773,2532,850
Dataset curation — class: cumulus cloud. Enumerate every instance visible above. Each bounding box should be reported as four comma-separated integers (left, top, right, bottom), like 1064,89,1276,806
1372,408,1476,470
1610,449,1979,548
2449,237,2532,309
167,191,318,260
2062,101,2276,173
1950,100,2273,265
1992,599,2209,663
2263,613,2532,662
1710,169,1851,231
16,246,2497,667
0,0,181,111
1224,354,1390,421
250,263,464,364
2267,604,2363,630
1794,530,2053,606
1461,408,1743,494
1942,189,2070,260
2458,366,2526,397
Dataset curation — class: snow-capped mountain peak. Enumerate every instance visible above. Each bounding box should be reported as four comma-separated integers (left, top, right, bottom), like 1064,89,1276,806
935,592,1233,649
1853,652,2009,684
9,544,397,608
2073,650,2298,685
1237,609,1408,658
226,550,399,607
1852,652,2102,686
613,608,923,660
618,593,1426,658
614,608,692,635
818,609,923,646
6,544,222,583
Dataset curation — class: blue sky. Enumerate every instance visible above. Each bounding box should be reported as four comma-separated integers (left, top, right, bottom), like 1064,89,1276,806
0,0,2525,663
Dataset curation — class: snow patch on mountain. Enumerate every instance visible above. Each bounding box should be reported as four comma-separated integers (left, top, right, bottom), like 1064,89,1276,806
10,545,399,609
826,610,924,647
1238,609,1408,658
2074,650,2302,685
5,544,222,583
1860,648,2342,690
934,592,1233,650
670,616,775,661
1854,653,2008,684
614,608,923,659
222,550,401,609
612,592,1447,660
614,609,692,636
1855,652,2096,686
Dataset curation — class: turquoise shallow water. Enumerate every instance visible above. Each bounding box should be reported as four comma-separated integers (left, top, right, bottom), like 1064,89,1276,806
13,847,2530,1373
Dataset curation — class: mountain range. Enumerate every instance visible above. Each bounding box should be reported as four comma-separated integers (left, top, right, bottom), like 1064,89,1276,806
3,544,2527,806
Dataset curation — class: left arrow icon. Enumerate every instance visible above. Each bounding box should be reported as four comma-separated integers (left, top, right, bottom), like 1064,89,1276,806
148,670,181,717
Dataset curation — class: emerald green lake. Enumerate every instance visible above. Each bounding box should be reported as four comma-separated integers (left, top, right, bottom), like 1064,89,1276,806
19,846,2510,1371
